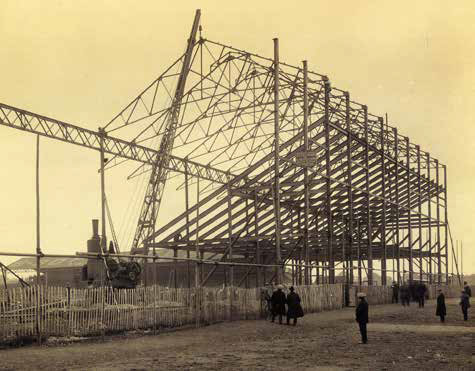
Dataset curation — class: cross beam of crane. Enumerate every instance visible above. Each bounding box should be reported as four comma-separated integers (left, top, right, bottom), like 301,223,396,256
0,102,236,185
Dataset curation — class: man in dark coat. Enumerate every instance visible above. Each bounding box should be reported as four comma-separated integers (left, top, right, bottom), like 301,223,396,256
436,289,446,323
460,290,470,321
271,284,287,324
355,292,369,344
463,281,472,297
416,282,427,308
400,285,410,306
286,286,304,326
409,282,417,302
391,281,399,303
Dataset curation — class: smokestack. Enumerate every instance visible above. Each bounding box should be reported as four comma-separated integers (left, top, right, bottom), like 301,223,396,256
92,219,99,238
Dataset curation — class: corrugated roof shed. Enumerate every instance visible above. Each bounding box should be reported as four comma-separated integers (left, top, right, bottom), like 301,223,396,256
8,257,87,270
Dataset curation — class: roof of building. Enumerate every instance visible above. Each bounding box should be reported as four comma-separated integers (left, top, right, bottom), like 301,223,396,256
7,248,242,271
8,257,88,270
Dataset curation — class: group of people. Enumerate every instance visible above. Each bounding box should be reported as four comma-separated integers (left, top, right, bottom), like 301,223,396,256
436,281,472,322
391,281,428,307
355,281,472,344
262,280,471,345
390,280,471,322
262,284,304,326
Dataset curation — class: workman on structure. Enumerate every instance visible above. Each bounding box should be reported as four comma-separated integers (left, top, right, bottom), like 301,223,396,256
355,292,369,344
271,284,287,324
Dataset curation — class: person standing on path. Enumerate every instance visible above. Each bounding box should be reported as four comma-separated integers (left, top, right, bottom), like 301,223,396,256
460,290,470,321
463,281,472,297
400,285,410,306
391,281,399,304
417,282,427,308
436,289,446,323
271,284,287,324
260,283,273,320
286,286,304,326
355,292,369,344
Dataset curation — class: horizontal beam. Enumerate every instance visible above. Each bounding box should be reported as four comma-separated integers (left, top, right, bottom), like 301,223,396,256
0,102,235,185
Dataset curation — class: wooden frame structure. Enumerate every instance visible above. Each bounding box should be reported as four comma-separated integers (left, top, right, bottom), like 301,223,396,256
0,11,453,288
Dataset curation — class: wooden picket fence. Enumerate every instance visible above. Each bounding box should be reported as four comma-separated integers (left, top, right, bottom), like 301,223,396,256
350,284,463,306
0,283,343,344
352,285,392,305
427,284,463,300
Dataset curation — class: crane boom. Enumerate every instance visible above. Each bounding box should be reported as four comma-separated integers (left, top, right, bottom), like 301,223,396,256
130,9,201,253
0,102,231,184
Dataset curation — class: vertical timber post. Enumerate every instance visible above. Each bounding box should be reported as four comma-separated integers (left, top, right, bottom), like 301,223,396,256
195,177,201,328
254,191,261,287
227,182,234,321
357,220,362,286
406,137,413,283
379,117,387,286
417,145,423,282
99,128,107,256
443,165,448,284
345,92,354,285
273,38,282,284
426,153,432,284
324,76,334,283
435,160,441,284
303,60,310,285
35,134,42,345
185,164,191,289
393,128,401,283
363,106,372,285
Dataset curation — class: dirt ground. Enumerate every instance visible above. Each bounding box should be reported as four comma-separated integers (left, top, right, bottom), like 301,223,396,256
0,298,473,370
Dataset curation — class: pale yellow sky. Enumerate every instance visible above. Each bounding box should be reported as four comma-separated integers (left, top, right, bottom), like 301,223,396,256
0,1,474,274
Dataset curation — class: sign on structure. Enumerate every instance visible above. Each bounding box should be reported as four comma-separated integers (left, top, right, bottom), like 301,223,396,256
294,151,317,167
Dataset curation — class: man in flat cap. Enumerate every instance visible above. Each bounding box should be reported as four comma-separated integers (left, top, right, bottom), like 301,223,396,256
355,292,369,344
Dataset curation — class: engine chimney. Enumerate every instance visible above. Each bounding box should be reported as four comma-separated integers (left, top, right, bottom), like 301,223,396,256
92,219,99,238
87,219,102,282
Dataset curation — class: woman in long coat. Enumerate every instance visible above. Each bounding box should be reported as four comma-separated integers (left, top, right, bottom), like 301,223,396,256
436,289,446,322
286,286,304,326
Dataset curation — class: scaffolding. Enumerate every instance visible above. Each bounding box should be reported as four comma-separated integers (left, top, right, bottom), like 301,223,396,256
104,29,450,288
0,11,454,288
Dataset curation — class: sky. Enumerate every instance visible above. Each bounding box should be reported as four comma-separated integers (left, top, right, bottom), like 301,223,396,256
0,1,474,274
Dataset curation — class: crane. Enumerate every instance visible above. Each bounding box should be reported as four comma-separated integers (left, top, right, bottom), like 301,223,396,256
0,11,235,287
130,9,201,255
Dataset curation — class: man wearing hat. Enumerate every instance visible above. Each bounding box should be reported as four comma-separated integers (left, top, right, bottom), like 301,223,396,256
459,289,470,321
436,288,446,323
271,284,287,324
286,286,304,326
355,292,369,344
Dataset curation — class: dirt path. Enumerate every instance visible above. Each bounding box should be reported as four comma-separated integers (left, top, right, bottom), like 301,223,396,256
0,299,473,370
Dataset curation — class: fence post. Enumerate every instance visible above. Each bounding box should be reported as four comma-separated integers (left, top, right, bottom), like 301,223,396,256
66,283,71,336
36,255,42,345
101,286,105,340
153,258,157,334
